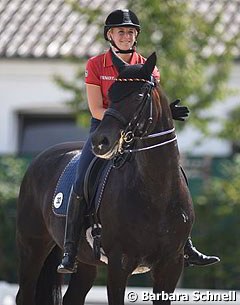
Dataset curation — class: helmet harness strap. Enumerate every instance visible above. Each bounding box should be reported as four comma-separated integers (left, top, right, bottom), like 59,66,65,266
108,33,137,54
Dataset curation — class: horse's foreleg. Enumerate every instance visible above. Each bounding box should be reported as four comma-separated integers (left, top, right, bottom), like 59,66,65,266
151,255,184,305
63,261,97,305
107,248,136,305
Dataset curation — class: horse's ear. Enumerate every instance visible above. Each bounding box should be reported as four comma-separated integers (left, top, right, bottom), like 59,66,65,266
141,52,157,77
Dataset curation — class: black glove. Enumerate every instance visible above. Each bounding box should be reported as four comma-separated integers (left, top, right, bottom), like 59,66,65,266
170,99,189,121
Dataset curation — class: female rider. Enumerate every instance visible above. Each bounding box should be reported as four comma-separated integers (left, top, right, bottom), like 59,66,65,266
57,9,220,273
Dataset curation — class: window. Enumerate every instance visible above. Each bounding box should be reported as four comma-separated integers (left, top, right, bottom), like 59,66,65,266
18,113,89,155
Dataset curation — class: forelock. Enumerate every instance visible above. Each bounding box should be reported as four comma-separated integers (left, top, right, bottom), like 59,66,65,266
108,64,151,102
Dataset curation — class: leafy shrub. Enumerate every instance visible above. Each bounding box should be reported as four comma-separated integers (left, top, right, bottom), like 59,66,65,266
0,156,29,282
183,155,240,289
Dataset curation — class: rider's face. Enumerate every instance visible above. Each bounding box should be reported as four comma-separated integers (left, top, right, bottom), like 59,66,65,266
108,27,137,50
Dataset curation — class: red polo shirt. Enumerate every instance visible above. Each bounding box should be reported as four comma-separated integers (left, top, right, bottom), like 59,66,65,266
85,49,160,109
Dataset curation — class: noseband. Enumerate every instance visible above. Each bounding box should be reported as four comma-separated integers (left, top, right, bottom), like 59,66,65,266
104,77,177,155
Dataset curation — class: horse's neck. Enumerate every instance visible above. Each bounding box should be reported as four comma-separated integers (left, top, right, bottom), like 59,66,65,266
135,120,180,180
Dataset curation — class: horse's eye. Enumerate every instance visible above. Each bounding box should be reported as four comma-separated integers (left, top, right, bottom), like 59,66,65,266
137,93,144,100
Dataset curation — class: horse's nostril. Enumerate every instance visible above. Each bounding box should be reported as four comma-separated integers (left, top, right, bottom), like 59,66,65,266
98,136,109,150
102,137,109,146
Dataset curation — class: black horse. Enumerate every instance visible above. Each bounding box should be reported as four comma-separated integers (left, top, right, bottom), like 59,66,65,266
16,52,194,305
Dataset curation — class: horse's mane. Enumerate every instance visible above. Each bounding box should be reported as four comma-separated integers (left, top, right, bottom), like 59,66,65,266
152,81,172,125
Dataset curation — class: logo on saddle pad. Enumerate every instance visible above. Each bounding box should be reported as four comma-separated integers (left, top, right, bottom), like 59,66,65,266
53,192,64,209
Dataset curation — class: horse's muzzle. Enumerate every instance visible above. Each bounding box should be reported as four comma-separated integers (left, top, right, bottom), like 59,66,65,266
91,134,118,159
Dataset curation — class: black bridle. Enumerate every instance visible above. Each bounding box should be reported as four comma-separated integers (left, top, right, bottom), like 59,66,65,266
105,78,155,135
104,77,177,155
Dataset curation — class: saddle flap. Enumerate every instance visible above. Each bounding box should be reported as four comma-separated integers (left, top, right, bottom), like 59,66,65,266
84,157,109,208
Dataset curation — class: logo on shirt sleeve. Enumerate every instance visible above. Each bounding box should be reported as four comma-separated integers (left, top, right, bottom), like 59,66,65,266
85,69,88,78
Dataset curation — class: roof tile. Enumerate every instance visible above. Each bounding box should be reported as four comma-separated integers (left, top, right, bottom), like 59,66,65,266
0,0,239,58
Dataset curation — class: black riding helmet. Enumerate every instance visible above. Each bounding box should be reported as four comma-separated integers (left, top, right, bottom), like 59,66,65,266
104,9,141,41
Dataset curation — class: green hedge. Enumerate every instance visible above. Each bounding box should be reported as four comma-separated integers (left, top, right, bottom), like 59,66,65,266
182,155,240,289
0,156,29,282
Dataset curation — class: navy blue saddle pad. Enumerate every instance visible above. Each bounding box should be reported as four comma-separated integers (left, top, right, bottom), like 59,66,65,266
52,153,81,216
52,153,113,217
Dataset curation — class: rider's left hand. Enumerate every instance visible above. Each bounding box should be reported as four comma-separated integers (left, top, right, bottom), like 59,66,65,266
170,99,189,121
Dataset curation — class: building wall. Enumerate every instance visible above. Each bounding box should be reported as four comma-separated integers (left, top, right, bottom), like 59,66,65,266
178,63,240,156
0,59,239,155
0,59,77,153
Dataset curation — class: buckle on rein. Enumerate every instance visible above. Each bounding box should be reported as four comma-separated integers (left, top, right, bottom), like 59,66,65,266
118,130,134,154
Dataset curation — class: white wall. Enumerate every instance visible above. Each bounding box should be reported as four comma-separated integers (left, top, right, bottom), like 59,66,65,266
0,59,77,154
178,63,240,156
0,59,239,155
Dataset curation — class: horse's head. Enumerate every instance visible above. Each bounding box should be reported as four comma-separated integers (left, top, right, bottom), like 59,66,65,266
91,52,173,159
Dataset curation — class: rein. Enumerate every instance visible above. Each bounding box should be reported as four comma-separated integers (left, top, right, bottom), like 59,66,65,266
105,77,177,156
121,128,177,153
